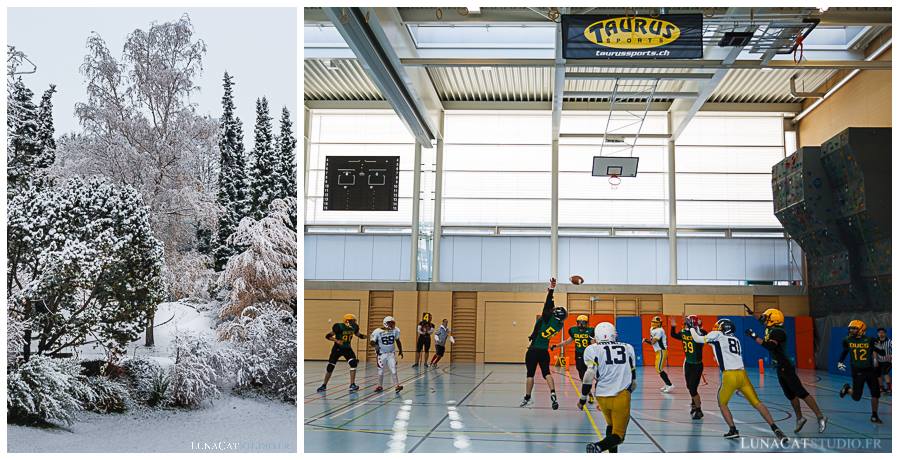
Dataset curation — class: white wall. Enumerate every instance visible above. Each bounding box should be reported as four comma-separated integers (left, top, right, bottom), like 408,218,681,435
677,237,802,282
439,236,551,283
305,234,411,281
559,237,670,284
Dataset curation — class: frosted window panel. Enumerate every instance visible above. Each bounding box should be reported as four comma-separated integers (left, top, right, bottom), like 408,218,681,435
676,174,774,201
443,171,551,198
560,112,668,135
677,116,784,147
559,144,667,173
675,146,785,173
444,112,551,144
677,201,781,227
784,131,798,156
308,143,416,170
306,197,414,225
559,172,668,200
442,198,551,226
443,144,550,172
559,199,668,227
314,112,415,143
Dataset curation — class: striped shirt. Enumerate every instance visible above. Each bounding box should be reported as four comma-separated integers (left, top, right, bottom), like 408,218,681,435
874,337,892,364
434,325,451,346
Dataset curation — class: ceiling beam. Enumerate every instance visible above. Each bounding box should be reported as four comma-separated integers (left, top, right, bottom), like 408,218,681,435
668,8,752,141
306,99,803,113
323,7,439,147
401,58,891,70
566,72,715,80
565,91,699,99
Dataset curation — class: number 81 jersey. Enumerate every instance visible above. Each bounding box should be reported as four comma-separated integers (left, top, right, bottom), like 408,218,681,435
583,341,636,397
695,330,744,371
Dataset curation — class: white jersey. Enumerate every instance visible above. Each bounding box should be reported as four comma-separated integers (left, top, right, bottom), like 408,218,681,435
650,327,667,352
691,328,744,371
583,341,636,397
371,327,401,354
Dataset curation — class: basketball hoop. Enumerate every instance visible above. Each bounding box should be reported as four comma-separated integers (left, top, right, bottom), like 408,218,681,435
608,174,621,190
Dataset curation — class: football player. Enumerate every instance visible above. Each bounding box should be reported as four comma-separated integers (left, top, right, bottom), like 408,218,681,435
429,319,453,368
746,308,827,433
580,322,636,453
874,327,891,394
691,319,787,441
414,312,435,369
644,315,674,392
521,277,568,410
837,320,886,423
552,314,595,402
317,313,367,393
370,316,404,394
670,315,706,419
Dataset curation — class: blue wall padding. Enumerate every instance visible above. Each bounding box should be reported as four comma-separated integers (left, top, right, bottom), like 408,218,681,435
783,316,797,367
739,316,768,368
616,316,644,366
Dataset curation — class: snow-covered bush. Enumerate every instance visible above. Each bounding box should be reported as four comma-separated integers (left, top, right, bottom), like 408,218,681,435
219,198,296,318
167,332,222,408
122,357,164,405
147,368,172,407
81,376,131,413
165,251,216,301
7,356,84,425
218,302,297,402
7,177,165,358
7,311,28,367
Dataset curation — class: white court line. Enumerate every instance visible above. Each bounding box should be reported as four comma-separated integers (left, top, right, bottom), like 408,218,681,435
387,399,414,453
446,399,471,452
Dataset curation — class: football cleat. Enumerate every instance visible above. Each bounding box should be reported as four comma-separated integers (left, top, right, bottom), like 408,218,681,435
818,417,827,433
349,383,359,392
773,429,788,442
317,384,327,392
374,386,384,393
724,428,740,439
839,383,850,398
662,384,674,393
520,398,533,408
794,416,807,433
871,414,883,424
395,385,403,393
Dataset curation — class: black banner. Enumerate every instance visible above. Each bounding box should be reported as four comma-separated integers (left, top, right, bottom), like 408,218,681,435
323,156,399,211
562,14,703,59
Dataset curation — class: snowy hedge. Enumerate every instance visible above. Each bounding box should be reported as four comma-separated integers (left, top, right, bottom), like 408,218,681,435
168,332,223,408
81,376,132,413
219,303,297,402
122,357,168,406
7,356,85,425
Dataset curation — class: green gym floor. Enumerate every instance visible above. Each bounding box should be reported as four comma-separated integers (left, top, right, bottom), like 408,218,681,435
304,362,891,453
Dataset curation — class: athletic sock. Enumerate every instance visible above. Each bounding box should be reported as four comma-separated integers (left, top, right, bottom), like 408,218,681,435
770,424,779,431
660,372,672,386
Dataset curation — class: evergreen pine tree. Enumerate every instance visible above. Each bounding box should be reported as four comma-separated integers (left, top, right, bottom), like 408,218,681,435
247,97,276,220
213,72,248,271
274,106,297,202
7,78,43,196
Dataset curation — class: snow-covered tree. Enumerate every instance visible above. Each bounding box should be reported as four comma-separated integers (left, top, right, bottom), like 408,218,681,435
168,332,222,408
246,97,276,221
220,198,297,318
7,310,29,366
7,177,165,360
218,302,297,402
273,106,296,202
7,78,55,196
165,251,216,301
213,72,248,271
66,15,218,269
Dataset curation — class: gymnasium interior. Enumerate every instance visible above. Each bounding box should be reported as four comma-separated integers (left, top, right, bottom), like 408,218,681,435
302,7,892,453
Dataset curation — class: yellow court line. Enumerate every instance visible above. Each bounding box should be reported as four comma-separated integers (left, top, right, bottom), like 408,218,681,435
563,365,604,439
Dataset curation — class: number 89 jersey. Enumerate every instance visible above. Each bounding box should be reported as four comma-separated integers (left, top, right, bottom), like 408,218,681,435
583,341,636,397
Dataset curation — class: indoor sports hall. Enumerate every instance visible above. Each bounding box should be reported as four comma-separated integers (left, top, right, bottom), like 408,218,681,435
302,6,892,453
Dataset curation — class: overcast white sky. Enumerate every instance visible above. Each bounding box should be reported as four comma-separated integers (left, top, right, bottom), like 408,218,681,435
8,7,297,137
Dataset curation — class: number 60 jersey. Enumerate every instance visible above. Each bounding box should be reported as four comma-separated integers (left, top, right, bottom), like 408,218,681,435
583,341,637,397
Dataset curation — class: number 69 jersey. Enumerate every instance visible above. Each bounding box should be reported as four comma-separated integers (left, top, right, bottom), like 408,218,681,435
583,341,636,397
370,327,401,354
690,329,744,371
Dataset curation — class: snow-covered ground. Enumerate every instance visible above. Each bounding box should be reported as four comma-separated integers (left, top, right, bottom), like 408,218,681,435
8,301,297,453
8,393,296,452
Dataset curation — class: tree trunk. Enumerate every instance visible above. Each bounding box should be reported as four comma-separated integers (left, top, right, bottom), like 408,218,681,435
145,312,155,347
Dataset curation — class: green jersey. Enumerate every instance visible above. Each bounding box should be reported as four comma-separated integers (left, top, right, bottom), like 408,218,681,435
841,335,880,369
529,317,563,350
568,326,594,354
674,327,705,364
332,322,358,349
763,326,791,367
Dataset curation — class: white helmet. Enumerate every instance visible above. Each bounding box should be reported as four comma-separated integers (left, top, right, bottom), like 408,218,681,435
594,322,617,343
383,316,396,328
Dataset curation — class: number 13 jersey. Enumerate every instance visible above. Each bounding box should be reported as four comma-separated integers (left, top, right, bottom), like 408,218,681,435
583,341,636,396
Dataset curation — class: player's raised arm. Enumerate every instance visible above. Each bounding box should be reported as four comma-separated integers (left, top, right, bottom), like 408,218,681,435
670,322,683,341
689,327,708,343
542,277,557,319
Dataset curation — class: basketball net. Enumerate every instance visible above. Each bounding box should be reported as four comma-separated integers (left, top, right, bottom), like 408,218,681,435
608,174,621,190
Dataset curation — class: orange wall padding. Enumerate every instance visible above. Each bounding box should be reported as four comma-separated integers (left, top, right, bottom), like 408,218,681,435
560,314,614,367
794,315,815,369
640,314,670,366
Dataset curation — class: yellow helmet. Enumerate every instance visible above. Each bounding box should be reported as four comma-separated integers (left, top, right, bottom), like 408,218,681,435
576,315,589,324
650,316,662,328
848,319,866,336
760,308,785,327
343,313,357,323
